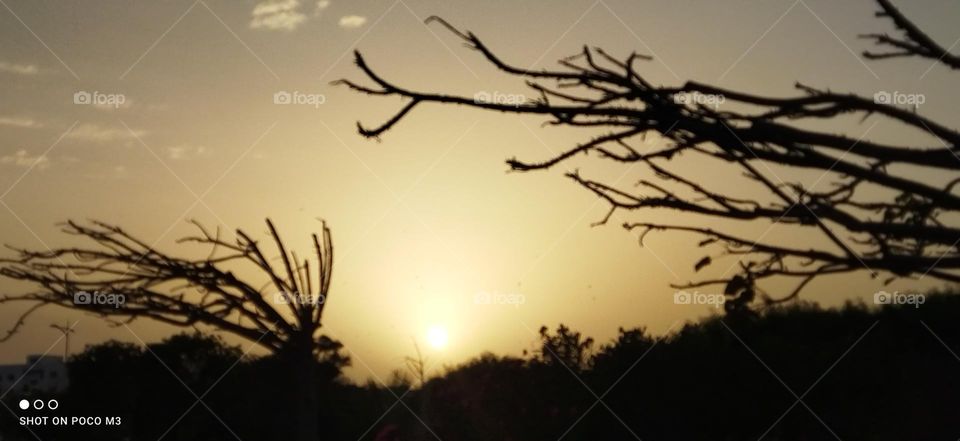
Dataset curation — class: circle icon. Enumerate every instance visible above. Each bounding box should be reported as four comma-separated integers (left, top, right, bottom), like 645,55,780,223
18,399,29,410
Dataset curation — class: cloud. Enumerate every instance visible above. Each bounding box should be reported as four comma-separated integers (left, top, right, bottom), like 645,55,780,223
0,62,39,75
66,123,147,143
165,144,210,160
338,15,367,29
0,117,42,129
0,149,50,170
314,0,330,15
250,0,308,31
80,164,130,181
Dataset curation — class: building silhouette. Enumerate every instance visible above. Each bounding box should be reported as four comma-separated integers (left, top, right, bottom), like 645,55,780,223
0,355,68,395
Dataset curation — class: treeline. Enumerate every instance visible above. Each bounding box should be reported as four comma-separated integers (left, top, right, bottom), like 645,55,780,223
3,293,959,441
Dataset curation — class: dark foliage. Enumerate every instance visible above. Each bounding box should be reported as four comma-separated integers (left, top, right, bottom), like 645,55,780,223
4,294,957,441
405,294,960,441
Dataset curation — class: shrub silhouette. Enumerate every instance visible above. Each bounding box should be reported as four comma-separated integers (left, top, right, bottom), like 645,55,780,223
3,293,956,440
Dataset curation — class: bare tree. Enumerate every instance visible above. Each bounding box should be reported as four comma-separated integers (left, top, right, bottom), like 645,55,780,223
0,218,343,441
338,0,960,311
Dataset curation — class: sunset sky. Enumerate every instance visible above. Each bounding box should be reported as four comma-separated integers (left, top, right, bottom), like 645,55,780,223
1,0,957,381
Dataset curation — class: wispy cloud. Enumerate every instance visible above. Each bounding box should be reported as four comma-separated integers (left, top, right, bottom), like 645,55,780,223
0,117,42,129
250,0,308,31
338,15,367,29
0,61,40,75
166,144,210,160
66,123,147,143
79,164,130,180
314,0,330,16
249,0,335,31
0,149,50,170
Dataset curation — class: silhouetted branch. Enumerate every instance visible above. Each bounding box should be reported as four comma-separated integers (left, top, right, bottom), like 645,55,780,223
861,0,960,69
0,219,342,361
340,0,960,308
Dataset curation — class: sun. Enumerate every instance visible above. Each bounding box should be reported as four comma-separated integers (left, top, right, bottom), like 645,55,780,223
426,325,449,349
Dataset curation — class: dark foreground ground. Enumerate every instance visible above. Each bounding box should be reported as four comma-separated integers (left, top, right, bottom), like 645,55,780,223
2,292,958,441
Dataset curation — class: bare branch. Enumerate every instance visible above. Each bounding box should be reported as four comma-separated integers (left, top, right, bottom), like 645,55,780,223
340,2,960,307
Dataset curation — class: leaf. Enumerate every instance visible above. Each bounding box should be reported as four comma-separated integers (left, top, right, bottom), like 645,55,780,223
694,256,712,272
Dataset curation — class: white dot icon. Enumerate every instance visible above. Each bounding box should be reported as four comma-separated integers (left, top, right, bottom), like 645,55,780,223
18,399,29,410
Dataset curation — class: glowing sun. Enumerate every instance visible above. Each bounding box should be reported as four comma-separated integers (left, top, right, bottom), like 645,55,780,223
426,325,449,349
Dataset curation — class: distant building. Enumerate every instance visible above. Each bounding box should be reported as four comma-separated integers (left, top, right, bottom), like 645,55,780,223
0,355,68,395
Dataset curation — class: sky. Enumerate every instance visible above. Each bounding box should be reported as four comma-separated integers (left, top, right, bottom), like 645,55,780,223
0,0,957,381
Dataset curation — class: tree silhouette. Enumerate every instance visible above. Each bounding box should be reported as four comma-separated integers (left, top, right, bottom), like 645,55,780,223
0,218,344,441
339,0,960,310
535,324,595,373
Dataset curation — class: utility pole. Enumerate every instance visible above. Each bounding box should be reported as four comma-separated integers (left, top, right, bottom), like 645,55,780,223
49,322,76,360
